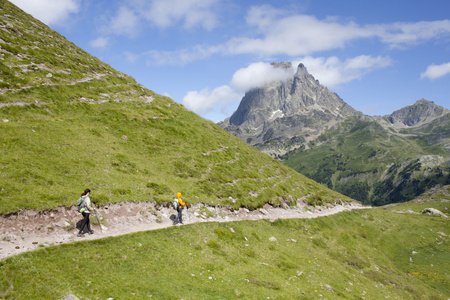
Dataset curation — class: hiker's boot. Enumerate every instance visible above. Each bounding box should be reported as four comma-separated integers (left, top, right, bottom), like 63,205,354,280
77,233,84,237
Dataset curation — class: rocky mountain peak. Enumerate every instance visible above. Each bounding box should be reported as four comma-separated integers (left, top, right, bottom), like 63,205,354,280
385,99,448,127
220,62,360,156
295,63,309,76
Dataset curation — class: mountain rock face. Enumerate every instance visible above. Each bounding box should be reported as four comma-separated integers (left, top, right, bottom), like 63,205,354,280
220,63,450,205
220,63,361,156
384,98,448,127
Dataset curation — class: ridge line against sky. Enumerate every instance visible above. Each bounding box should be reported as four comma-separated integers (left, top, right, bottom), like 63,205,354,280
8,0,450,122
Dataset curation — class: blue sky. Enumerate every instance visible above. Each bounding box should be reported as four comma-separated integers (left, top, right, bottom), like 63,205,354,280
10,0,450,122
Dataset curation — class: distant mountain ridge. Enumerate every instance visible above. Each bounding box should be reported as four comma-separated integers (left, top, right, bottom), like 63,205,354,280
384,98,448,127
220,63,449,205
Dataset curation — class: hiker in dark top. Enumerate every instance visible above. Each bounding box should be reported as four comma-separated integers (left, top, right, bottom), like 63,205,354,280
77,189,94,237
173,192,187,225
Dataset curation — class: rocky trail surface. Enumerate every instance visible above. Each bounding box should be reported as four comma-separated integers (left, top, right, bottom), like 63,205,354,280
0,201,366,260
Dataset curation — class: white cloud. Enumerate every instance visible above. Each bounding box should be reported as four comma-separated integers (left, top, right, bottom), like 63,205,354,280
420,62,450,80
293,55,392,88
104,6,140,38
230,62,294,92
95,0,220,44
183,56,393,119
90,37,109,48
158,5,450,65
142,0,219,30
183,85,241,116
224,6,450,56
182,62,294,119
224,6,367,56
10,0,80,25
375,20,450,48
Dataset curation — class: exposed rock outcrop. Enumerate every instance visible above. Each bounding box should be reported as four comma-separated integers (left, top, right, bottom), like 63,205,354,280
422,208,448,218
384,99,449,128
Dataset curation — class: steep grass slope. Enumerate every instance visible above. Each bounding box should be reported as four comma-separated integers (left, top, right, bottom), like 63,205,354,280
0,190,448,299
0,0,351,213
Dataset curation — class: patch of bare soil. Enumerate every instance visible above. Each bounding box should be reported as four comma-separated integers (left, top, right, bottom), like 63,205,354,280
0,201,367,260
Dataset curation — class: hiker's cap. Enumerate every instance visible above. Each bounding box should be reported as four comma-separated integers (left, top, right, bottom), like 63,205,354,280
176,192,181,198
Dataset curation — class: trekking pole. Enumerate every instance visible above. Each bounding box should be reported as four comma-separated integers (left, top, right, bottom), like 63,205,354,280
94,210,103,233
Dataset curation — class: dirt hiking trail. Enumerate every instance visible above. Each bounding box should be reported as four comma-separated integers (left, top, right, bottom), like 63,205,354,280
1,201,367,260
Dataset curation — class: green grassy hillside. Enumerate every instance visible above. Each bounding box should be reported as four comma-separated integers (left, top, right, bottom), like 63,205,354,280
1,98,351,213
282,116,450,206
0,0,352,214
1,2,448,299
1,190,448,299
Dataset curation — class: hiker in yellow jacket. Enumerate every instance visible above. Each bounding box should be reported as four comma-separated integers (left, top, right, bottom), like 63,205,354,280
173,192,187,225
